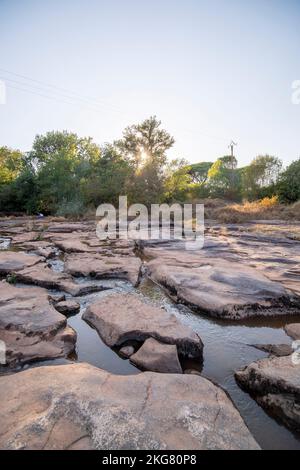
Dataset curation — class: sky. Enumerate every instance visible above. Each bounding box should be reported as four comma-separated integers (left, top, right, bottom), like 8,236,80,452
0,0,299,168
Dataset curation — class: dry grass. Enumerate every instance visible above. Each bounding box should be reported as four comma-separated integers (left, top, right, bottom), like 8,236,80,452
206,197,300,223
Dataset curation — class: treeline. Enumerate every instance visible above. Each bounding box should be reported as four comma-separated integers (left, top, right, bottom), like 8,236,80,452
0,116,299,216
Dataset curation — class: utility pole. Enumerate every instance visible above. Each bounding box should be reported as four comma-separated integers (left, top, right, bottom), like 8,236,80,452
228,140,237,196
228,140,237,171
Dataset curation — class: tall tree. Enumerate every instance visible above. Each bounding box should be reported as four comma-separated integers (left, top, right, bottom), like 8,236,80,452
115,116,175,204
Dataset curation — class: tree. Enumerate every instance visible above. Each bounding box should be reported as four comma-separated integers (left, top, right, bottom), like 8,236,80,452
116,116,174,168
208,156,241,199
188,162,213,184
83,144,134,206
116,116,175,205
0,147,24,185
30,130,100,168
242,155,282,200
163,159,192,202
29,131,101,214
278,158,300,203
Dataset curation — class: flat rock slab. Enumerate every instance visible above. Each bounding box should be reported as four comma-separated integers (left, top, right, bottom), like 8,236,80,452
0,363,259,450
47,223,88,233
53,239,92,253
14,263,108,296
251,343,293,357
0,283,76,368
235,356,300,432
146,249,300,320
130,337,183,373
83,293,203,359
65,253,142,286
0,251,42,275
285,323,300,340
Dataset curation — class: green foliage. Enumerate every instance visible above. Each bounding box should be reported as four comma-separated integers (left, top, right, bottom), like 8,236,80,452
163,159,192,202
0,147,24,185
242,155,282,200
115,116,175,205
207,156,241,200
0,120,298,216
83,144,133,206
188,162,213,184
277,158,300,203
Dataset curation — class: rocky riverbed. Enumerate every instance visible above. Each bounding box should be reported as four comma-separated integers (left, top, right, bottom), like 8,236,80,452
0,217,300,449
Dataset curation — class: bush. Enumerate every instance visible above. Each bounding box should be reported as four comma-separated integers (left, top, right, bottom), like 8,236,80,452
278,158,300,203
55,198,86,218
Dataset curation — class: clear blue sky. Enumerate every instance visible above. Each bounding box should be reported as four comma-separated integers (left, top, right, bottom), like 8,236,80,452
0,0,299,167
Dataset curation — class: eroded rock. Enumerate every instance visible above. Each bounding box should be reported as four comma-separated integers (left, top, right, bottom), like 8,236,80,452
0,283,76,368
0,251,42,275
0,363,260,450
14,263,108,296
55,300,80,315
285,323,300,340
235,356,300,432
130,337,183,373
145,248,300,320
65,253,142,286
83,293,203,359
251,344,293,357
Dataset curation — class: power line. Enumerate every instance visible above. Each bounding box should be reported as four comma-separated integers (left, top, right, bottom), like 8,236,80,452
0,67,123,113
1,67,236,144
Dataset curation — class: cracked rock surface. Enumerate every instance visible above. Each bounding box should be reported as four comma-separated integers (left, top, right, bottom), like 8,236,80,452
0,363,260,450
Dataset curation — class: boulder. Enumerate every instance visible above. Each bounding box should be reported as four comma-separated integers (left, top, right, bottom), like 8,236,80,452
13,263,108,297
83,293,203,359
65,253,142,286
0,363,260,450
0,283,76,368
119,345,135,358
235,356,300,432
285,323,300,340
0,251,42,275
130,337,183,373
55,300,80,315
146,250,300,320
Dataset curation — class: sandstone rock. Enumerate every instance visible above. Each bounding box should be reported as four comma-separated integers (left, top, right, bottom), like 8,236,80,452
119,345,135,358
251,343,293,357
184,369,202,376
47,223,88,233
54,239,92,253
146,248,300,320
0,363,260,450
236,356,300,432
285,323,300,340
14,263,108,296
66,253,142,286
55,300,80,315
11,232,41,244
16,241,57,259
0,283,76,368
83,293,203,359
130,337,183,373
0,251,42,275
